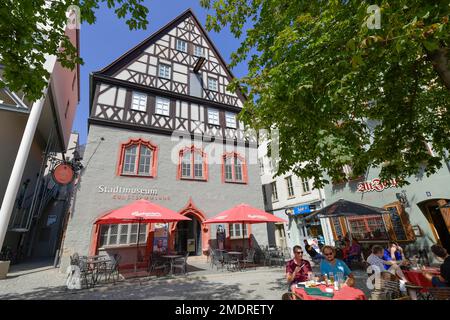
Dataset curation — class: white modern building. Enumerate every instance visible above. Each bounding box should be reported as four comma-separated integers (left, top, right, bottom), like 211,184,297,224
258,140,333,250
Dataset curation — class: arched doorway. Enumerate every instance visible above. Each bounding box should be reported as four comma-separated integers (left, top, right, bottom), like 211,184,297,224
175,214,202,255
417,199,450,251
170,198,209,256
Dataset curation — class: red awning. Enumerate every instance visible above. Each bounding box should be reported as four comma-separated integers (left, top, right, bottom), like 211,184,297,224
94,199,191,224
203,203,286,224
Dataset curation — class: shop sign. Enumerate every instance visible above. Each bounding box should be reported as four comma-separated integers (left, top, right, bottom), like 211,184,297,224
97,185,170,201
356,178,398,193
286,204,316,215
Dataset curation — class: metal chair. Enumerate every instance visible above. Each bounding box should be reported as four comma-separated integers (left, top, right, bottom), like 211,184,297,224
100,254,121,284
240,248,256,270
149,253,169,276
172,252,189,275
223,252,240,271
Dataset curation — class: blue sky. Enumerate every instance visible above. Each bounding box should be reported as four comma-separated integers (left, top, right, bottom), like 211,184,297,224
73,0,250,145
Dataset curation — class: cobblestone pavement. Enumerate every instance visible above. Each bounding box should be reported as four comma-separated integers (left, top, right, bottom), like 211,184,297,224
0,258,371,300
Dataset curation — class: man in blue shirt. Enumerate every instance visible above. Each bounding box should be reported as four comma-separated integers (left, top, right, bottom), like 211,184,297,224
383,242,407,270
320,245,355,287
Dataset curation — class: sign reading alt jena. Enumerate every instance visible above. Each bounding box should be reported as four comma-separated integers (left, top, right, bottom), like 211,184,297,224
357,178,398,193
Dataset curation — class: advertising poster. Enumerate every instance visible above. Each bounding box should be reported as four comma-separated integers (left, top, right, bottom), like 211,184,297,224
153,223,168,254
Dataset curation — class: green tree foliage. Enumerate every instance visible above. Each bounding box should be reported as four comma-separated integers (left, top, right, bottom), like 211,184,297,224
0,0,149,101
201,0,450,187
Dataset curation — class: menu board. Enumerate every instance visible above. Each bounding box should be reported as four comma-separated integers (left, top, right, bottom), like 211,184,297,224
386,206,407,241
332,217,344,237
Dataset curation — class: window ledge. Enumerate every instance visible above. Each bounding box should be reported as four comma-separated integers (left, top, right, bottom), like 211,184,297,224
229,237,249,240
224,180,247,185
287,196,296,200
301,192,312,196
272,199,279,203
120,174,155,179
180,177,208,182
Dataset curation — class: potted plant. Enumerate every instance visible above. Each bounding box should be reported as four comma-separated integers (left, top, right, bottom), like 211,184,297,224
0,246,12,279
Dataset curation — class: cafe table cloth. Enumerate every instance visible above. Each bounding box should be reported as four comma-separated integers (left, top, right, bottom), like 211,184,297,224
293,284,366,300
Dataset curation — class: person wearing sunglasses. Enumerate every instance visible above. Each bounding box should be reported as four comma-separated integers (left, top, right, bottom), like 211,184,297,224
286,245,312,290
320,245,355,287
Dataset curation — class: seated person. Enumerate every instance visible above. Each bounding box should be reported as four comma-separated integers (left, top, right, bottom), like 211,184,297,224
334,235,346,249
367,245,410,291
320,245,355,287
383,242,409,270
345,239,362,265
303,239,324,261
423,245,450,287
286,245,312,290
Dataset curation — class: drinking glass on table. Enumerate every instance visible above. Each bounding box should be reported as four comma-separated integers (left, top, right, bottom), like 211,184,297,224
336,272,344,288
329,273,335,285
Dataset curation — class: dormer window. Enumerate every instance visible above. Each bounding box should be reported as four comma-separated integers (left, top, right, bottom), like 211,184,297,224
158,64,171,79
176,39,187,53
131,92,147,112
207,78,218,91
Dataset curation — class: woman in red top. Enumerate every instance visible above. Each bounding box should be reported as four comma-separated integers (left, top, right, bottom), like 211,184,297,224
286,245,312,290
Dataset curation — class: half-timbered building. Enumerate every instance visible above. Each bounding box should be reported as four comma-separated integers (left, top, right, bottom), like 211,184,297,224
61,9,268,270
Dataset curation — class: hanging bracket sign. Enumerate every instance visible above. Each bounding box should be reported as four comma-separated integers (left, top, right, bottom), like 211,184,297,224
52,163,75,185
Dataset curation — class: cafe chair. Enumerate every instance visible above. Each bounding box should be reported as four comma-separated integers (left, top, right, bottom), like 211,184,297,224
428,287,450,300
371,277,404,300
102,254,121,284
172,252,189,275
149,253,169,276
239,248,256,270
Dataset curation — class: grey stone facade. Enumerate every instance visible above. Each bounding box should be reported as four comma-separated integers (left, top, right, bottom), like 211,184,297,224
60,124,267,269
323,163,450,255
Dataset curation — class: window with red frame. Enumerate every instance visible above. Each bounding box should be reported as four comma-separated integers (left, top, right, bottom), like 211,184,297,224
179,146,207,180
119,139,157,177
223,153,247,183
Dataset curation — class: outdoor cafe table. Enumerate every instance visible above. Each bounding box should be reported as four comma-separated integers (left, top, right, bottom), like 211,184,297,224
162,255,183,275
292,284,366,300
403,267,440,288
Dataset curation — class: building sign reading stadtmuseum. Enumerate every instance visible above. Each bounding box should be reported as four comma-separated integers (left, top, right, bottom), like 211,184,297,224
356,178,398,193
97,185,170,200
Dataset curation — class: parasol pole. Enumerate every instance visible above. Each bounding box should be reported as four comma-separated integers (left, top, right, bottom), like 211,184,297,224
135,218,141,274
242,222,245,252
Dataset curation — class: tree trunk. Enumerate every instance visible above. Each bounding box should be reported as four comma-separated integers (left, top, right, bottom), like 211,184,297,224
427,47,450,91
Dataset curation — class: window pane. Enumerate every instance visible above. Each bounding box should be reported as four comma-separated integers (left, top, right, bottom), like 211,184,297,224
235,224,241,237
138,146,152,175
194,152,203,178
176,39,187,52
208,78,218,91
194,46,204,57
155,97,170,116
225,158,233,181
138,225,147,243
225,112,236,128
100,225,109,247
131,92,147,111
302,178,310,193
109,224,119,245
208,109,219,125
229,225,234,238
271,182,278,201
123,145,137,174
234,157,243,181
159,64,171,79
181,151,191,178
119,224,129,244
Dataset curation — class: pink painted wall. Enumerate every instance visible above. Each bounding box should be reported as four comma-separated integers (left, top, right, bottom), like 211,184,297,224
50,27,80,149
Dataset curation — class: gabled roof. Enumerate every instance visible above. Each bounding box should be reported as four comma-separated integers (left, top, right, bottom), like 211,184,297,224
95,8,241,86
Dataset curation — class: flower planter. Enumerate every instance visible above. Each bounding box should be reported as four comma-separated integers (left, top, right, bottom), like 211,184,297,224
0,260,10,279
